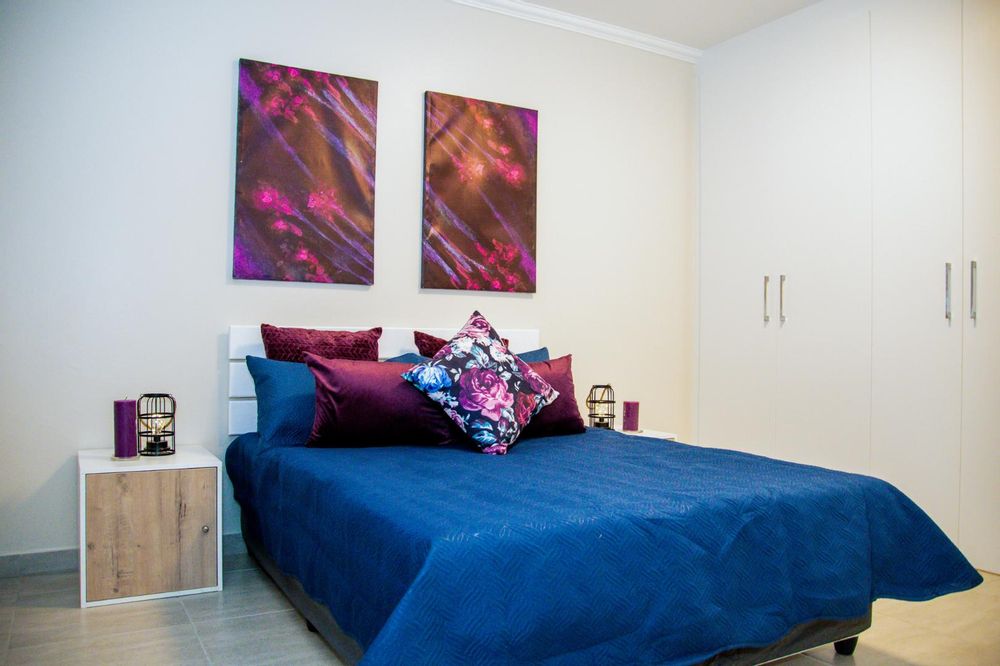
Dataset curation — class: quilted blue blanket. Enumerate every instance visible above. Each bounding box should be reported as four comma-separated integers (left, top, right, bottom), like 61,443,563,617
227,429,981,665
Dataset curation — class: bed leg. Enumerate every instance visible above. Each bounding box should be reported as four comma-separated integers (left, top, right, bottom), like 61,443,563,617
306,619,318,633
834,636,858,655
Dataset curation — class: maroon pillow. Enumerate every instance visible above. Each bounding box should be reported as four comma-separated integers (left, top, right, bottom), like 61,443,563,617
414,330,509,357
518,355,586,440
261,324,381,363
304,355,460,447
414,330,448,358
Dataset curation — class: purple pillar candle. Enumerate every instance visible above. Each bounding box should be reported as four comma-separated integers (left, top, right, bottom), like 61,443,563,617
622,401,640,432
114,399,138,459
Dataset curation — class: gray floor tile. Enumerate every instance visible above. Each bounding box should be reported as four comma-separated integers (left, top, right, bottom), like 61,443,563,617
973,569,1000,598
864,573,1000,648
195,609,339,665
4,564,997,663
10,589,190,651
806,605,994,665
181,568,289,623
5,622,208,665
771,655,826,664
1,606,14,664
869,581,1000,652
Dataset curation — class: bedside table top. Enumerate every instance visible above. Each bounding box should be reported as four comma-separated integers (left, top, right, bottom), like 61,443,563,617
78,445,220,475
614,427,678,441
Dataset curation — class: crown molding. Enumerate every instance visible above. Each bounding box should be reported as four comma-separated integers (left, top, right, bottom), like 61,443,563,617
451,0,702,63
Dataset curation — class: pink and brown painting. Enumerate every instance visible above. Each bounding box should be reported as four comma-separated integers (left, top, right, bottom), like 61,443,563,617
421,91,538,293
233,59,377,285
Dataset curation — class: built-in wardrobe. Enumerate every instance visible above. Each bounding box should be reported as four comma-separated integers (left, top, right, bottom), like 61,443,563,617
698,0,999,573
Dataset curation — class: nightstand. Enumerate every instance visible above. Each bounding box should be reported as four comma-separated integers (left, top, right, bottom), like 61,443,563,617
614,427,678,441
77,446,222,607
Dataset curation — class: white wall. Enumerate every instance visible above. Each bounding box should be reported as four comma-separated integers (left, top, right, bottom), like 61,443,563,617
0,0,697,555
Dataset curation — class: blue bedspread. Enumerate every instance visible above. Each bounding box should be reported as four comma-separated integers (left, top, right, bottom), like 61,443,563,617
227,429,981,665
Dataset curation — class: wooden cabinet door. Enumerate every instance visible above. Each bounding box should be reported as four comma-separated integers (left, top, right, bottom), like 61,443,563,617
85,467,217,602
960,0,1000,573
869,0,964,540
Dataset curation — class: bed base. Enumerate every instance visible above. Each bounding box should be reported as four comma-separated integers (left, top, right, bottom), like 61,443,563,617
707,614,868,664
240,513,364,664
240,514,869,665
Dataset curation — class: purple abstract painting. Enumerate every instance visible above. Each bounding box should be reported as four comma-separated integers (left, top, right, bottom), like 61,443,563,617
422,92,538,293
234,59,377,285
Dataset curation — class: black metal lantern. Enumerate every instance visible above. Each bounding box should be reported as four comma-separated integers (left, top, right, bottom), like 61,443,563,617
586,384,615,429
137,393,176,456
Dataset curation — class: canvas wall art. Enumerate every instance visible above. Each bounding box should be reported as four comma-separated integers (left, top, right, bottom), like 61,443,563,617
421,91,538,293
233,59,377,285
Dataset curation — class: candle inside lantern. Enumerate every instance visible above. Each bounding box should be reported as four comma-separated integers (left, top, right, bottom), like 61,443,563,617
113,399,138,460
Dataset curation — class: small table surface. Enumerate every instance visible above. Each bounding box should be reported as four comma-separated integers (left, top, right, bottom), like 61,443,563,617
614,427,678,441
78,445,220,475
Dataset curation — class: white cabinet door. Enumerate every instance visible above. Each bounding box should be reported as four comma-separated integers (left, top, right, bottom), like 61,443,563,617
699,5,872,463
770,9,873,474
869,0,964,539
698,41,781,454
960,0,1000,573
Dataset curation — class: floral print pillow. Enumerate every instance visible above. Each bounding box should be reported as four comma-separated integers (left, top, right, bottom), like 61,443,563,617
402,311,558,454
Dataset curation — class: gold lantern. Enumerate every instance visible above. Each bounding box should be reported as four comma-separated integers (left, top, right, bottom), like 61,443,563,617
137,393,176,456
586,385,615,429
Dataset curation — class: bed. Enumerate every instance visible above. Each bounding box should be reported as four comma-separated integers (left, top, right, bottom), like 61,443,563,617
225,325,982,665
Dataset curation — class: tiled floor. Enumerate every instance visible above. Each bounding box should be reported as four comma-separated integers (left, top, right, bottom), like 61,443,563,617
0,554,334,666
0,560,995,665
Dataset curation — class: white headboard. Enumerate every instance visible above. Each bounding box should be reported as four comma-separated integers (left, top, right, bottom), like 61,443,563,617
228,325,541,435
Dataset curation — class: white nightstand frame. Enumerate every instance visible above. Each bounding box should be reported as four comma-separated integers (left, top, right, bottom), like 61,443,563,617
614,427,678,441
77,445,223,607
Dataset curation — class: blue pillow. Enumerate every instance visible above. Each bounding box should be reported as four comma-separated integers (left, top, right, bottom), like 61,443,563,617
245,355,315,447
517,347,550,363
385,352,429,364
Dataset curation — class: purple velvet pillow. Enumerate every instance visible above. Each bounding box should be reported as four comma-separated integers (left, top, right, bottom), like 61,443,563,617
261,324,381,363
402,311,558,454
304,355,460,447
518,355,586,440
414,330,449,358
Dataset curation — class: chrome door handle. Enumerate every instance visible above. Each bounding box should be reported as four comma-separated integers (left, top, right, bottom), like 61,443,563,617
970,260,978,322
946,262,953,322
763,275,771,323
969,261,979,323
779,274,787,323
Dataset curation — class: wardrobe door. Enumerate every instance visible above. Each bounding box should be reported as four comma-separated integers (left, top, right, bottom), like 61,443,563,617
770,9,873,474
698,3,873,457
960,0,1000,573
869,0,964,539
697,40,780,454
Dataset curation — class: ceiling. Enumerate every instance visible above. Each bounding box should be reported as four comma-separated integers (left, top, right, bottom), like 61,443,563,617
523,0,822,50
